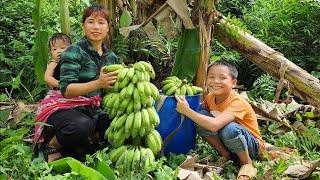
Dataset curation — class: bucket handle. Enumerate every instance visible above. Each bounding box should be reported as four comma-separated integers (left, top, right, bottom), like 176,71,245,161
156,95,186,155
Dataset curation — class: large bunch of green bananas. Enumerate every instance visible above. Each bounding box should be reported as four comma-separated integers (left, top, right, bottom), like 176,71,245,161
108,145,155,172
103,61,163,172
161,76,203,96
105,107,160,147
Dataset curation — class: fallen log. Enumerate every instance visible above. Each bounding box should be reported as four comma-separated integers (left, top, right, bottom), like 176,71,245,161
213,14,320,109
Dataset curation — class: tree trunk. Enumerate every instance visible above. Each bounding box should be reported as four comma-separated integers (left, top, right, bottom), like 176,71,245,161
213,15,320,109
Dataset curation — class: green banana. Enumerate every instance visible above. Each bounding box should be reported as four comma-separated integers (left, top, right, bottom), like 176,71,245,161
103,64,124,73
161,79,176,85
126,100,134,114
146,148,155,166
133,62,146,72
146,96,154,107
162,82,176,92
131,147,141,170
146,133,158,155
112,97,120,110
135,70,145,82
175,88,181,95
151,130,162,153
109,108,117,119
133,88,140,102
151,107,160,127
165,85,179,96
133,99,141,112
186,85,194,96
106,93,118,108
141,108,150,131
126,148,135,171
140,93,148,107
192,86,203,94
133,111,142,131
144,71,150,81
119,98,131,112
115,113,128,129
113,81,120,92
131,74,138,83
115,149,127,166
143,81,152,97
117,67,129,81
149,83,159,100
125,112,135,133
125,82,135,98
180,84,187,95
119,87,128,100
109,145,127,163
137,82,145,95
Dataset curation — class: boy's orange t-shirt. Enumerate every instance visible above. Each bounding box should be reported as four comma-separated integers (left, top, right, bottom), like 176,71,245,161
204,90,265,149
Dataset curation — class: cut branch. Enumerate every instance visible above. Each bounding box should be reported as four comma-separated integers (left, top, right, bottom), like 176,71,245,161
213,14,320,109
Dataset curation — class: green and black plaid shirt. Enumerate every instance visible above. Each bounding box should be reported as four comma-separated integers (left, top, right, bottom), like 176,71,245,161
59,37,120,97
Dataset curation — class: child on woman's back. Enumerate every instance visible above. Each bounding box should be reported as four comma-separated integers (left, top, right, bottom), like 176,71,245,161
44,33,71,89
175,60,265,180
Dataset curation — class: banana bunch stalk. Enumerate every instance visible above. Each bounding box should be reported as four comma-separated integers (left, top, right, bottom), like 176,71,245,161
161,76,203,96
108,145,156,173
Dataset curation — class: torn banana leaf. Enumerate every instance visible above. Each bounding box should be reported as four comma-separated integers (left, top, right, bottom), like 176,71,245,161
171,28,200,82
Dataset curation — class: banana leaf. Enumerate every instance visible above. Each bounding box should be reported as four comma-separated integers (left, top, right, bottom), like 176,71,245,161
49,157,107,179
171,28,200,82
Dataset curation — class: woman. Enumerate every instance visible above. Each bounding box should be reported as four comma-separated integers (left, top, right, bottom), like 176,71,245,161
39,4,120,162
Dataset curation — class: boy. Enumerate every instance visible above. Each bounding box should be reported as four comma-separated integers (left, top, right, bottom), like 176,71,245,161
44,33,71,89
175,60,264,180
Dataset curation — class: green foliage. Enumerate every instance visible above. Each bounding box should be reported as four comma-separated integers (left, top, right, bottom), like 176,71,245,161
241,0,320,72
248,74,277,102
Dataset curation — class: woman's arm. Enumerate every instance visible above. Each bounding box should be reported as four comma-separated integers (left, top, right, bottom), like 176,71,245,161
44,62,59,88
64,69,117,97
175,95,235,132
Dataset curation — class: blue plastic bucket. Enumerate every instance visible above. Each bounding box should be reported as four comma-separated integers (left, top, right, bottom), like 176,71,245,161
155,94,200,155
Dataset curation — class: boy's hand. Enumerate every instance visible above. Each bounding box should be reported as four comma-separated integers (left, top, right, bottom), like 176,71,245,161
175,95,190,115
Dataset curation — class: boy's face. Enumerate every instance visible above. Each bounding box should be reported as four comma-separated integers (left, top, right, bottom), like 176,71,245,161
205,65,237,97
50,39,69,61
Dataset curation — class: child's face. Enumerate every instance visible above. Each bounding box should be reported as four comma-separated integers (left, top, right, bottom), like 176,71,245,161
50,39,69,61
205,65,237,97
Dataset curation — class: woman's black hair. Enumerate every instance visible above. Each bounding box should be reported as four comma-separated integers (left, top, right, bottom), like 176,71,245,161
82,4,109,23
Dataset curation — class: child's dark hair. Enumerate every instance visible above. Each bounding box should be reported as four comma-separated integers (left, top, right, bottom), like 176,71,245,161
82,4,109,23
207,60,238,79
49,33,71,49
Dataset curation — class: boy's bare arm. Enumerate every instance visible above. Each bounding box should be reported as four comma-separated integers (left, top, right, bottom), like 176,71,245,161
175,95,235,132
44,62,59,88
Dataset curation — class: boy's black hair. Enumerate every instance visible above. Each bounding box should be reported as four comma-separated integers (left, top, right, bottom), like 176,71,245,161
207,60,238,79
49,33,71,49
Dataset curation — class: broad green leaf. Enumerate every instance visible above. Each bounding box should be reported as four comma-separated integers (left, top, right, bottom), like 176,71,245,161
120,10,132,28
171,29,200,82
94,159,116,180
49,157,106,179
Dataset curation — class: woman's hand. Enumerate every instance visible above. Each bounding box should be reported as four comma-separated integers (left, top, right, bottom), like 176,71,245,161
97,68,118,89
175,95,191,115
